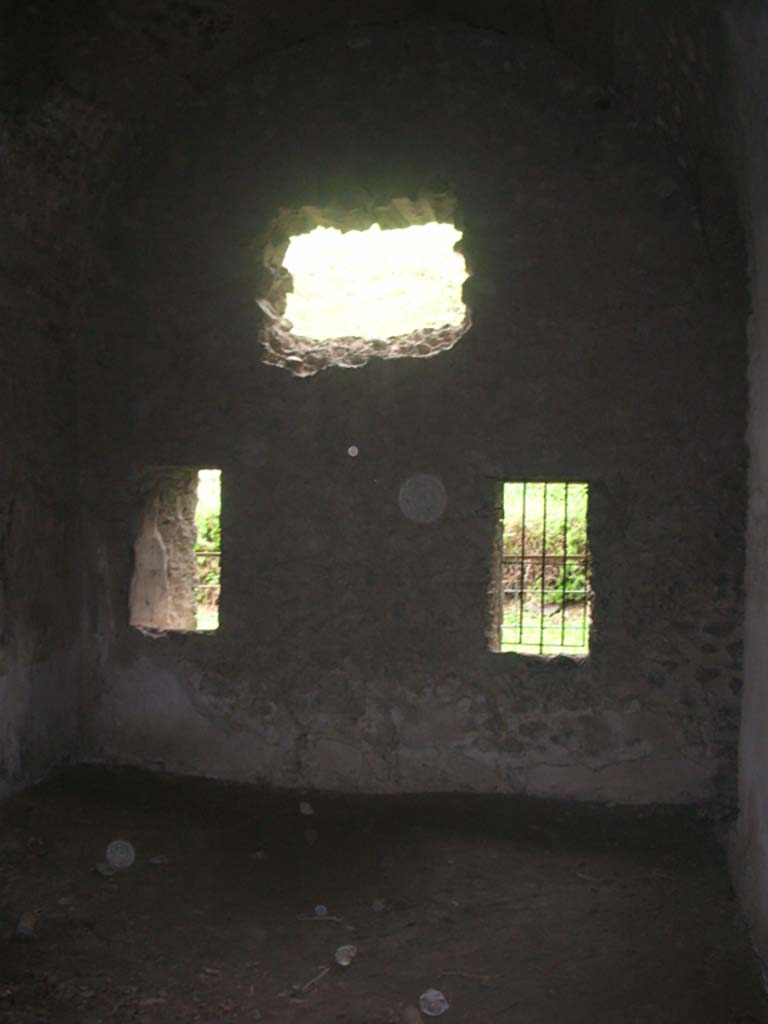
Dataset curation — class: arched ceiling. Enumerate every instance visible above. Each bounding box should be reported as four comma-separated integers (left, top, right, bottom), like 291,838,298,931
0,0,737,261
0,0,615,109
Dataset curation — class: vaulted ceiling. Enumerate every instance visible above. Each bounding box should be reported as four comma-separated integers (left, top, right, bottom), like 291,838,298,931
0,0,734,261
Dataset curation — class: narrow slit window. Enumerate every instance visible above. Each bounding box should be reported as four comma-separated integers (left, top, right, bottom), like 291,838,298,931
499,482,590,656
194,469,221,631
130,468,221,633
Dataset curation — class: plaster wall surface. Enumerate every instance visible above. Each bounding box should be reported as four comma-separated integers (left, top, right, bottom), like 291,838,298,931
729,0,768,968
0,231,81,797
78,27,747,803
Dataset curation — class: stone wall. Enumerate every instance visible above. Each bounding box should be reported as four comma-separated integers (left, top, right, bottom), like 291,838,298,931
0,32,131,796
0,222,82,798
77,26,747,803
727,0,768,973
1,0,764,986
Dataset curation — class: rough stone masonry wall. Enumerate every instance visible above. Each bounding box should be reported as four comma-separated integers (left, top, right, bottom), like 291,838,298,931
727,0,768,971
0,97,89,797
75,25,748,804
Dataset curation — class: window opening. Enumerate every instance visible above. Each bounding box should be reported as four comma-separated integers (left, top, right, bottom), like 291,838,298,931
129,467,221,634
499,482,590,655
282,222,466,341
194,469,221,630
257,194,472,376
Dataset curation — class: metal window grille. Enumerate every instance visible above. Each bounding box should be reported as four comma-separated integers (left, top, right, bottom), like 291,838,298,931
195,550,221,629
500,482,591,655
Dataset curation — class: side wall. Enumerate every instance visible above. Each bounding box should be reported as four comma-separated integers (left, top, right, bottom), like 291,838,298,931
729,0,768,967
0,84,94,797
79,27,747,803
0,229,81,798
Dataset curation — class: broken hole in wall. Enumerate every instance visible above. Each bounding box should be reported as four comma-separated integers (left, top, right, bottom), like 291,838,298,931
256,193,471,376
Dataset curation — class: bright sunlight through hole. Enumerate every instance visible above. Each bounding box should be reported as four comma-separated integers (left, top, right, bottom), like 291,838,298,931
283,223,467,342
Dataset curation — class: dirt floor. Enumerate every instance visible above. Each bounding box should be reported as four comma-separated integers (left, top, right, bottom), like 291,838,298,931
1,768,766,1024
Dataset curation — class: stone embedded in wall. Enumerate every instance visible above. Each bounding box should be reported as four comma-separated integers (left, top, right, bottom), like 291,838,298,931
130,509,170,629
260,320,471,378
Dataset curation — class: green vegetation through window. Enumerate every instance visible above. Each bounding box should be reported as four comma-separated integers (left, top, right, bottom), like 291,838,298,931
195,469,221,631
500,482,590,655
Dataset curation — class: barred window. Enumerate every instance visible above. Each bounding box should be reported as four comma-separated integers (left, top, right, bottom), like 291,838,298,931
498,482,591,656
